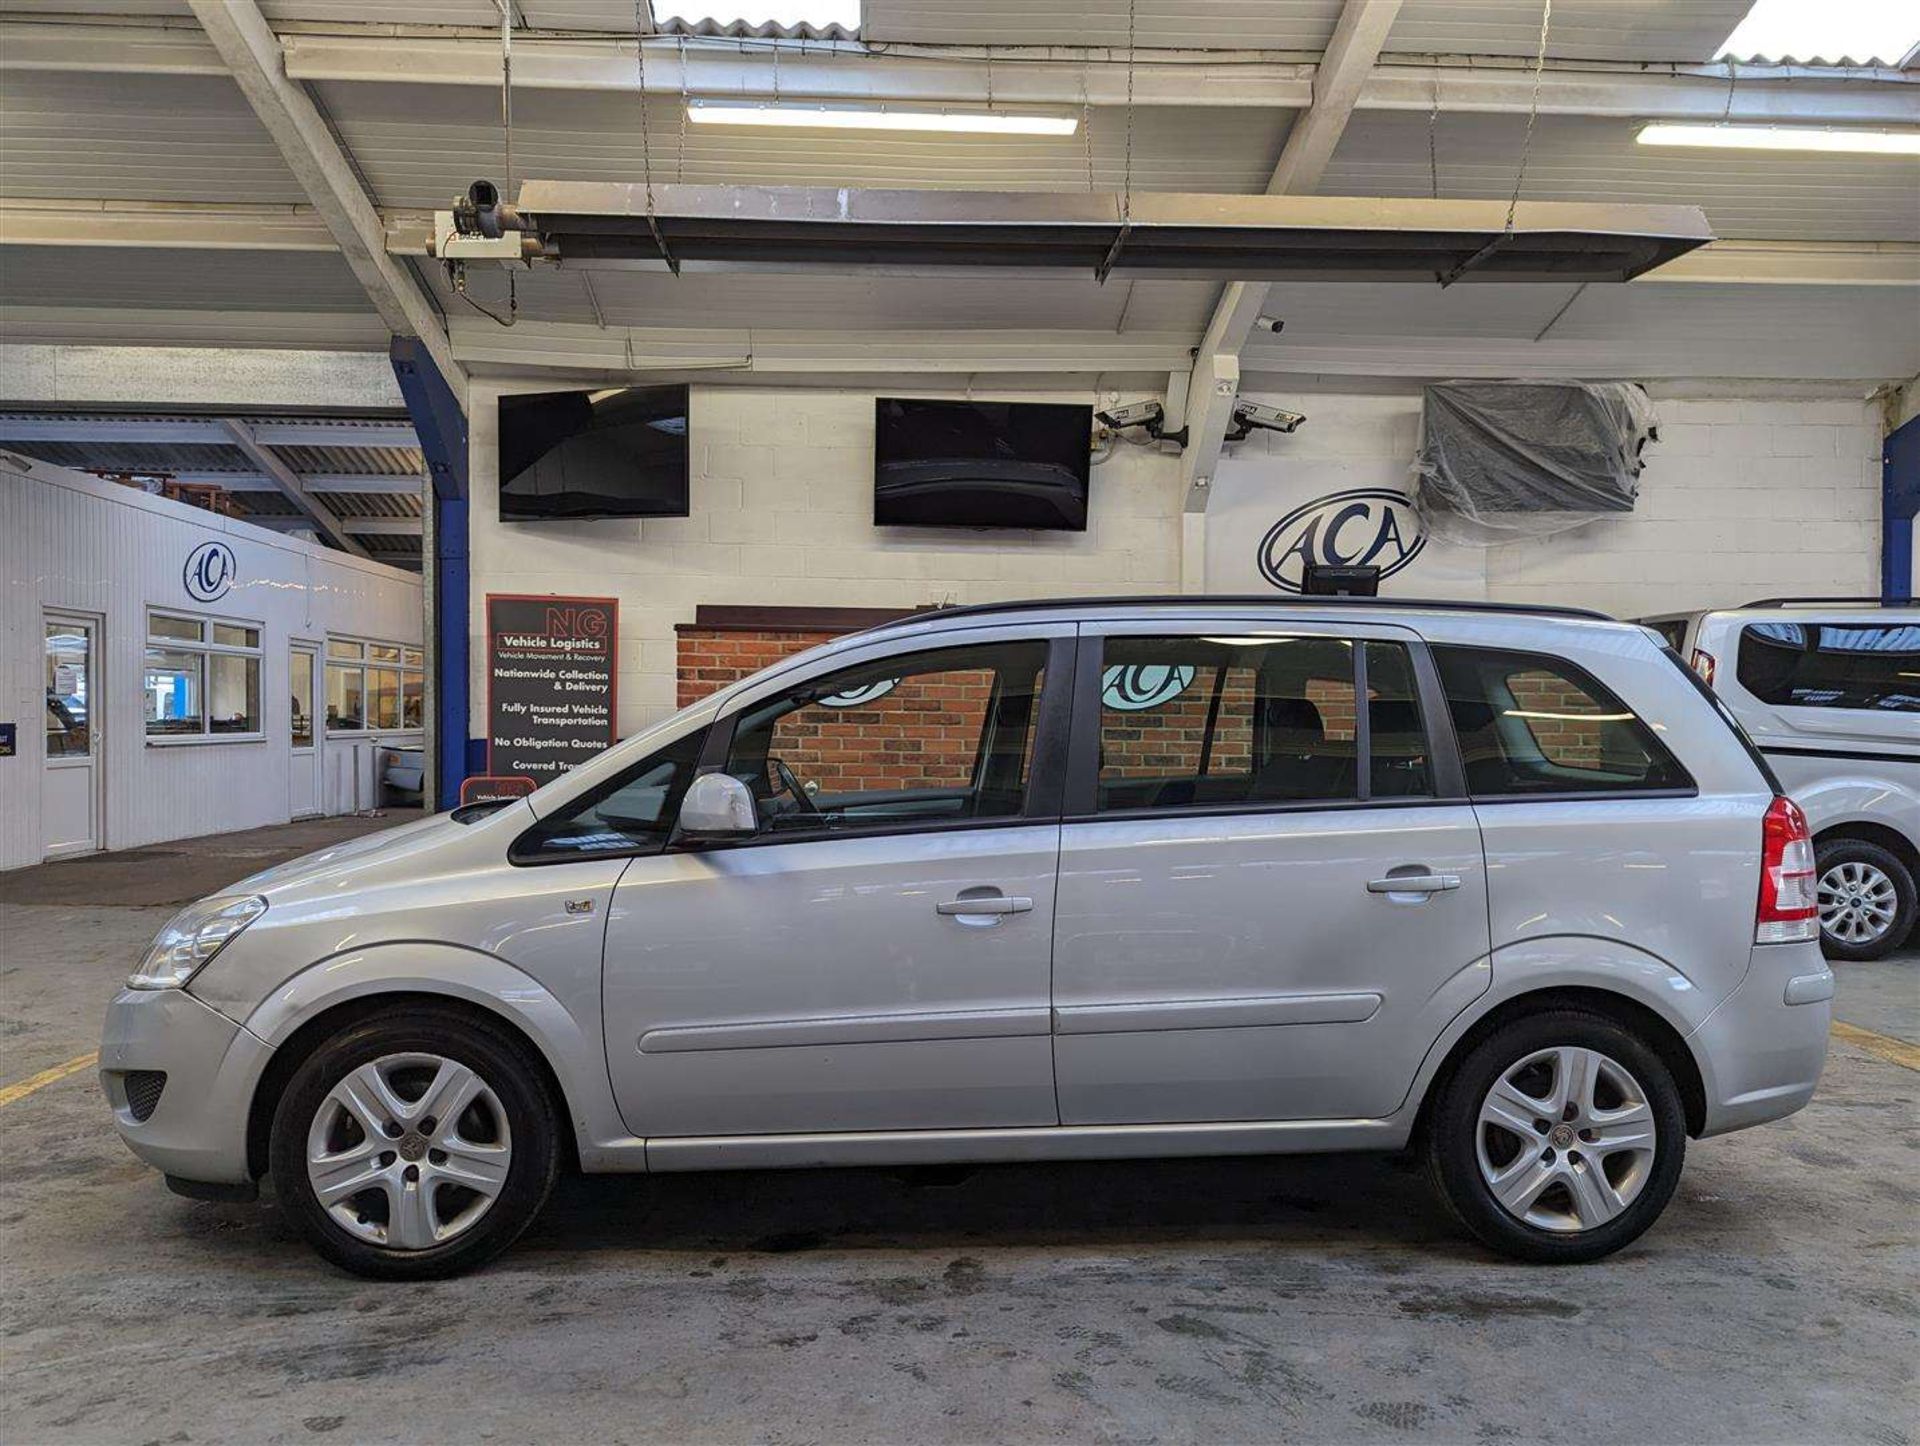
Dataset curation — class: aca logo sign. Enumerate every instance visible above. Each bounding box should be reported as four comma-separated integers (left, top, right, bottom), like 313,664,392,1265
1256,487,1426,593
1102,664,1195,711
183,540,237,603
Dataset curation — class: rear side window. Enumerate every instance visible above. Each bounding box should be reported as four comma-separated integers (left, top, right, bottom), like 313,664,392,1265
1432,645,1689,797
1092,635,1432,813
1735,622,1920,713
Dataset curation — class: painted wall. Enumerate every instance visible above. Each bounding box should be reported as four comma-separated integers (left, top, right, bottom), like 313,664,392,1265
466,382,1882,745
0,452,423,871
469,382,1182,737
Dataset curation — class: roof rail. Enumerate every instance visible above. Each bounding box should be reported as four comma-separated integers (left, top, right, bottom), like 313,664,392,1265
861,594,1615,635
1742,596,1896,608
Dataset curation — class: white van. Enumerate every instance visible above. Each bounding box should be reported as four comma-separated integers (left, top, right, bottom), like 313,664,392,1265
1642,599,1920,960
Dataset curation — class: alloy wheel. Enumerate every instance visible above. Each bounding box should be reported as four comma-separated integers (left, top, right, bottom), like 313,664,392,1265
1818,860,1900,946
1475,1045,1657,1234
305,1052,513,1250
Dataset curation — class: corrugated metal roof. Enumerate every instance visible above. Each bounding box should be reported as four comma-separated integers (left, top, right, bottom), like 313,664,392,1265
0,71,305,205
1384,0,1755,64
861,1,1342,50
1324,109,1920,244
0,246,375,314
314,81,1290,209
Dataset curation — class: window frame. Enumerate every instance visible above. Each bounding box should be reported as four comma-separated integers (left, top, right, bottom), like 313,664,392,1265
1430,642,1698,803
1061,624,1466,821
144,607,265,746
679,631,1079,852
509,725,709,867
1733,619,1920,716
324,632,427,736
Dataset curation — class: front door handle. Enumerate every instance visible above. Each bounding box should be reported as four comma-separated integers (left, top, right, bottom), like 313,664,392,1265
936,894,1034,916
1366,873,1461,895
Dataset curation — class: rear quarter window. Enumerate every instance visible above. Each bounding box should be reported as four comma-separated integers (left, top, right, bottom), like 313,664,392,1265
1432,645,1691,797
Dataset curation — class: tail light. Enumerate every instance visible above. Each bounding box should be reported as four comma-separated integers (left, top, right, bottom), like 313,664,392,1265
1690,649,1716,686
1756,795,1817,944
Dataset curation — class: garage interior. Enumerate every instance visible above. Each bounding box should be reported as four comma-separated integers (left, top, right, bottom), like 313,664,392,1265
1,0,1918,1442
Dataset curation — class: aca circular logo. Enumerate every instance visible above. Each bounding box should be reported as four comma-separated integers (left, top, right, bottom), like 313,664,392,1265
1102,664,1195,711
1256,487,1426,593
183,541,237,603
819,679,898,708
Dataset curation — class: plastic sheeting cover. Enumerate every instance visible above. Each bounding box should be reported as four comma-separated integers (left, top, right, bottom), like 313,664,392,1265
1413,381,1658,545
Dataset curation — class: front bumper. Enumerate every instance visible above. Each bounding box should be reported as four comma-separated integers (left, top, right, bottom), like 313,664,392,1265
1690,941,1833,1138
100,987,271,1185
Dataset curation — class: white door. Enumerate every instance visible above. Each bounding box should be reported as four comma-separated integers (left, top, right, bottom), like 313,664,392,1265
290,644,322,818
43,613,102,858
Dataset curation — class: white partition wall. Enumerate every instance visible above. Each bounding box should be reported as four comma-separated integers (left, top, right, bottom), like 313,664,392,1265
0,451,424,871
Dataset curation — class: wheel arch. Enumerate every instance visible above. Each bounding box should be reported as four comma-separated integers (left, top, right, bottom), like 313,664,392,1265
244,989,580,1181
1812,818,1920,881
1411,986,1708,1144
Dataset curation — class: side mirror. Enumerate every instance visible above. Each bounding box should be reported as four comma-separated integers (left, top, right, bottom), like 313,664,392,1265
678,772,759,839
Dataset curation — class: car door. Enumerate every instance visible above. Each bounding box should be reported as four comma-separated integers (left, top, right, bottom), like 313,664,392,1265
598,624,1074,1138
1050,619,1492,1125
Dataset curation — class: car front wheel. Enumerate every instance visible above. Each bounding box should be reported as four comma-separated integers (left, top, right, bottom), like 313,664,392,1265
268,1007,560,1279
1426,1010,1687,1264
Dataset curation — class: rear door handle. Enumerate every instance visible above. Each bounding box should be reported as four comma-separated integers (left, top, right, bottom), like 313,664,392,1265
936,895,1034,916
1366,873,1461,894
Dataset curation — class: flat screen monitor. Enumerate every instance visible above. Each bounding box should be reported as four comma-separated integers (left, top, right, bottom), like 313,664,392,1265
873,398,1092,531
498,385,690,520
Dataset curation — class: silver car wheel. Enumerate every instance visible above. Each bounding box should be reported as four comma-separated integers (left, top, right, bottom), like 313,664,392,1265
305,1052,513,1251
1818,860,1900,946
1475,1046,1657,1234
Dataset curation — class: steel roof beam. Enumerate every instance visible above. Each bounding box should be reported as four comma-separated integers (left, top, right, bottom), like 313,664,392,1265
0,417,419,448
184,0,465,406
162,471,426,493
216,417,369,557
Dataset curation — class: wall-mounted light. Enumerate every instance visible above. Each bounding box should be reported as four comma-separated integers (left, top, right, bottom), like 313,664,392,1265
688,100,1078,136
1636,123,1920,156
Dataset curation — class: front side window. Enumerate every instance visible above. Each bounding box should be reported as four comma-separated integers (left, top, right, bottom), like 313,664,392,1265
513,731,705,860
1095,634,1431,812
1736,622,1920,714
1433,645,1689,796
145,610,261,739
722,641,1049,834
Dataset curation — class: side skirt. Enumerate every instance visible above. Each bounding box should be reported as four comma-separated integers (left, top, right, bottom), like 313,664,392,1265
579,1117,1414,1174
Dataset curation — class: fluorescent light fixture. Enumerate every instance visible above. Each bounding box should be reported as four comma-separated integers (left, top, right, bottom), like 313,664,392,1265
1637,123,1920,155
1717,0,1920,66
688,100,1077,136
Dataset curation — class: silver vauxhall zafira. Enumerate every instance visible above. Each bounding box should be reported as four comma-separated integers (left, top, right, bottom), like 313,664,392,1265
101,598,1834,1278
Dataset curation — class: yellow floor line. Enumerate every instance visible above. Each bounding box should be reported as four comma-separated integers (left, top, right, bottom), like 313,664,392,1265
1831,1020,1920,1073
0,1051,99,1109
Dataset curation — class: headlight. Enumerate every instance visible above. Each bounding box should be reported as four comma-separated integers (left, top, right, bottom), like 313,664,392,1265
129,895,267,990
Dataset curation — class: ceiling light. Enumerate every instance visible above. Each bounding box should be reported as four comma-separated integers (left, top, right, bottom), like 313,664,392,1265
687,101,1077,136
1716,0,1920,66
1636,123,1920,155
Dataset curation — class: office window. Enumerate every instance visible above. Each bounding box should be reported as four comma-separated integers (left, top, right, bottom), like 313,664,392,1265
145,610,262,739
326,636,425,733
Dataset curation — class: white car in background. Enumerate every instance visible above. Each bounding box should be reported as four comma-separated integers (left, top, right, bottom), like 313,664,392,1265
1642,599,1920,961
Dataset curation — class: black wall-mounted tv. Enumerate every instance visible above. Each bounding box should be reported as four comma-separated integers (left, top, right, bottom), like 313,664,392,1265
498,385,691,520
873,398,1092,531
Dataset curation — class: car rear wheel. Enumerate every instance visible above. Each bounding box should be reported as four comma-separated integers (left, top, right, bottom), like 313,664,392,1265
269,1008,560,1279
1815,838,1915,962
1426,1010,1687,1264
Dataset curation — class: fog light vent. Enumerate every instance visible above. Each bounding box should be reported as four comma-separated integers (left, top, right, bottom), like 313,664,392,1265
125,1070,167,1122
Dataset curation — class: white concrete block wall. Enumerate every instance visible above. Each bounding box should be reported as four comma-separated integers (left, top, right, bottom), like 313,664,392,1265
1483,395,1881,619
468,383,1182,735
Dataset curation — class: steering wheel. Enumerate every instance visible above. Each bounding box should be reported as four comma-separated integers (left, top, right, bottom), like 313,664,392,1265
770,757,821,815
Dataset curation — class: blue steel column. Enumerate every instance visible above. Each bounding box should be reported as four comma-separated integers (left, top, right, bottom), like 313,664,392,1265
1885,415,1919,605
389,337,474,808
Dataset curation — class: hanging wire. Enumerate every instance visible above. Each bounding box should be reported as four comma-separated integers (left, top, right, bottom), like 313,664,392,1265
676,34,689,182
451,0,518,327
1427,78,1441,199
1120,0,1138,222
633,0,678,272
1722,56,1738,122
1503,0,1553,235
1080,67,1095,192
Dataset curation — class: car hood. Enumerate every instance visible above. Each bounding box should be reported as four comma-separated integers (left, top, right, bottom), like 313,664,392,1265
229,809,497,898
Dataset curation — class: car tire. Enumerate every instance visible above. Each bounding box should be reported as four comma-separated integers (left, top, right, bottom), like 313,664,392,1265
1814,838,1916,963
268,1007,561,1280
1425,1010,1687,1265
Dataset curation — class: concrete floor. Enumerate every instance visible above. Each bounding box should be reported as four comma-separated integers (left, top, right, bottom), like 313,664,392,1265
1,817,1915,1445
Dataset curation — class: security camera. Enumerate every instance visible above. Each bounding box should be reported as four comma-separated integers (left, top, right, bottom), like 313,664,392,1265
1095,400,1164,432
1254,314,1285,334
1225,401,1307,443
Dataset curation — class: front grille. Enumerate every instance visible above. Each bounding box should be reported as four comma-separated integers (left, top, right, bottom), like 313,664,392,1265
125,1070,166,1122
